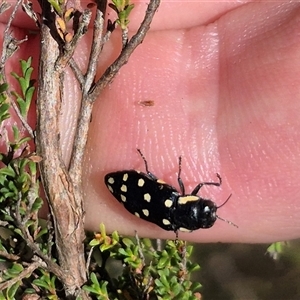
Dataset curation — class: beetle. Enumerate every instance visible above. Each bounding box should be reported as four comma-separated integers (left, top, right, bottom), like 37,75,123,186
104,149,236,236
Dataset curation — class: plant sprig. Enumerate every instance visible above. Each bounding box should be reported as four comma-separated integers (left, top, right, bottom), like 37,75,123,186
11,57,35,118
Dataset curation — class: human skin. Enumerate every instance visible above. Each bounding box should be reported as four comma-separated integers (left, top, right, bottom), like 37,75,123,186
1,1,300,243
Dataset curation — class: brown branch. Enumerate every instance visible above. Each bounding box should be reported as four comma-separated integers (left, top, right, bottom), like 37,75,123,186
68,4,102,88
85,245,94,275
56,9,92,72
46,218,54,257
68,0,161,184
35,0,160,298
84,0,107,91
69,58,85,88
0,250,20,261
0,261,42,291
90,0,161,98
121,27,129,48
14,193,64,278
0,0,34,138
9,92,34,138
68,1,107,181
0,0,22,69
178,241,187,284
0,1,10,14
35,1,88,297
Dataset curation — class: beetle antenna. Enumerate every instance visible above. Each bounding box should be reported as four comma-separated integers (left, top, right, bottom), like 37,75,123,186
217,193,232,209
216,194,238,228
216,215,238,228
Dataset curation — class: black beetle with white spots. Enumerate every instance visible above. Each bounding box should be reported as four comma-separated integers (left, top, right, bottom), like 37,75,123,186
104,149,237,237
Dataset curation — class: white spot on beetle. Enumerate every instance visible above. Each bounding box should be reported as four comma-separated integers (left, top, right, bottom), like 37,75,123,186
142,209,149,216
162,219,171,225
120,194,126,202
144,193,151,202
121,184,127,192
123,173,128,181
164,199,173,208
138,178,145,187
108,177,114,184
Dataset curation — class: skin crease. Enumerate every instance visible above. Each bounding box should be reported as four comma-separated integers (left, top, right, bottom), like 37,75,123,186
1,1,300,243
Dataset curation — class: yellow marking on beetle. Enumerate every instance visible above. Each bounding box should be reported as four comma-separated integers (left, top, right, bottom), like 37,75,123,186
178,195,199,204
156,179,166,184
121,184,127,192
142,209,149,216
123,173,128,181
144,193,151,202
164,199,173,208
138,178,145,187
179,227,192,232
107,185,113,193
135,212,140,218
120,194,126,202
108,177,114,184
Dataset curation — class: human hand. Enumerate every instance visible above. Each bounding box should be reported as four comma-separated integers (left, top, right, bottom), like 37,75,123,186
2,1,300,243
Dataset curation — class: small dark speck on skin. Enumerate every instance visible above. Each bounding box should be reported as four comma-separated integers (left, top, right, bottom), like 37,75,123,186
137,100,155,107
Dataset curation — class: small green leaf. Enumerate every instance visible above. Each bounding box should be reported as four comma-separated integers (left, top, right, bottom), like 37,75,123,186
266,241,288,260
122,237,134,247
33,271,56,293
7,281,20,299
32,197,43,212
33,278,49,289
10,72,20,80
187,262,200,273
12,125,20,141
0,82,8,93
20,57,32,75
0,102,9,122
0,165,16,177
99,223,107,239
4,263,24,278
25,86,35,102
111,230,120,241
89,238,100,247
35,227,48,240
47,0,62,15
82,285,100,294
24,66,33,84
18,77,28,95
90,272,100,285
19,137,31,145
190,282,202,291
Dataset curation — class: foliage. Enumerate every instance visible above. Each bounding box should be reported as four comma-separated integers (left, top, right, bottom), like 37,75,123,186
83,225,201,299
0,79,9,123
266,241,289,260
109,0,134,30
11,57,35,118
